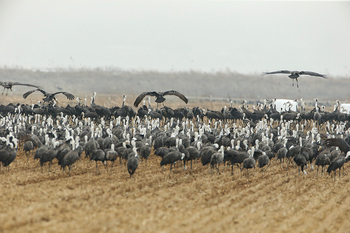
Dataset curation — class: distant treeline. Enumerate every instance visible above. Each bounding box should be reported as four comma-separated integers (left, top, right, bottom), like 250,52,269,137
0,67,349,103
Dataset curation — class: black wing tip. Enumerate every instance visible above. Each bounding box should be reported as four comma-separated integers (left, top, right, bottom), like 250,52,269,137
133,101,140,107
22,89,38,99
69,93,75,100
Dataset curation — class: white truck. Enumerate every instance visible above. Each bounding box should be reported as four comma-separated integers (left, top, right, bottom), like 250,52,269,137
273,99,298,113
340,103,350,114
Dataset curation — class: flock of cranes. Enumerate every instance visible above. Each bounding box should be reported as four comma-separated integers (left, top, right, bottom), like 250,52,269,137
1,94,350,181
0,69,347,182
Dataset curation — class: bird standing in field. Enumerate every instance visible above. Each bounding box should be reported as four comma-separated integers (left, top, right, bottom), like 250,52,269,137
0,81,40,95
314,153,330,179
140,143,151,166
105,144,118,172
23,88,75,103
210,145,225,174
257,152,270,171
0,140,17,172
327,153,350,181
127,148,140,178
262,70,326,88
23,141,34,162
160,151,185,174
242,156,256,178
133,90,188,108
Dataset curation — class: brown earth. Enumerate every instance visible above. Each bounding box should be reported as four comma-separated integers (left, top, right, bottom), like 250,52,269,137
1,147,350,233
0,96,348,232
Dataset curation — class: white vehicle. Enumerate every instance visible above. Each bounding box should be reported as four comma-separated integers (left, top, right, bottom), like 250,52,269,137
273,99,298,113
340,103,350,114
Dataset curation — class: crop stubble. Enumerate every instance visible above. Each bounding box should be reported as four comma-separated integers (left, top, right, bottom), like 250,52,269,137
0,96,348,232
0,147,350,233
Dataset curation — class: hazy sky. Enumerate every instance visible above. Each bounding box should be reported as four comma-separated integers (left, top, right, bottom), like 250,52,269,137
0,1,349,76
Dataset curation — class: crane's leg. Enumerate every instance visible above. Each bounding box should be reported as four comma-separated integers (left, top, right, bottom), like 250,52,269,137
96,161,99,174
265,161,271,171
296,78,299,88
280,159,282,169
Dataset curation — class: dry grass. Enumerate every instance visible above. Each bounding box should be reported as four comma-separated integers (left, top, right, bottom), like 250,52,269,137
0,95,347,232
1,147,350,233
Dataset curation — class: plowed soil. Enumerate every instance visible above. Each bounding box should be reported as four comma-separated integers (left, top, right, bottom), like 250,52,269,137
1,148,350,233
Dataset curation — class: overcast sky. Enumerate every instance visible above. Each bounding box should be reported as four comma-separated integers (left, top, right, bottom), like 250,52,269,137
0,1,349,76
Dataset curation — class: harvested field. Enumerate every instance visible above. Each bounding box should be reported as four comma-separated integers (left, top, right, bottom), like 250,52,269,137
1,146,350,233
0,95,349,233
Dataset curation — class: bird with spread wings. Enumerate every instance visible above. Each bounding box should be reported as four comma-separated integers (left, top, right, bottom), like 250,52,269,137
23,88,75,103
262,70,326,88
0,81,40,95
133,90,188,107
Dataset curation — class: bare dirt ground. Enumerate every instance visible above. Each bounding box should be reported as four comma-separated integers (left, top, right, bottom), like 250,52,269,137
0,96,349,232
1,147,350,233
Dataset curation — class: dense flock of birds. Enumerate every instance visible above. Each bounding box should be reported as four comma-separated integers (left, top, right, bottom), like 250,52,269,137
1,76,350,182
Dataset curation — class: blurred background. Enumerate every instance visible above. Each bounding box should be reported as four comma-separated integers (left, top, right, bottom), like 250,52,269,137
0,1,349,103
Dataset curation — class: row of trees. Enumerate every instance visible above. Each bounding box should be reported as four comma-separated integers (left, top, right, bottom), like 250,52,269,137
0,67,348,103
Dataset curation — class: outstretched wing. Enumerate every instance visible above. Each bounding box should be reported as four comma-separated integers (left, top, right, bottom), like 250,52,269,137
52,91,75,100
299,71,326,78
23,89,41,99
134,92,157,107
163,90,188,104
11,82,40,88
262,70,292,75
324,138,350,154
